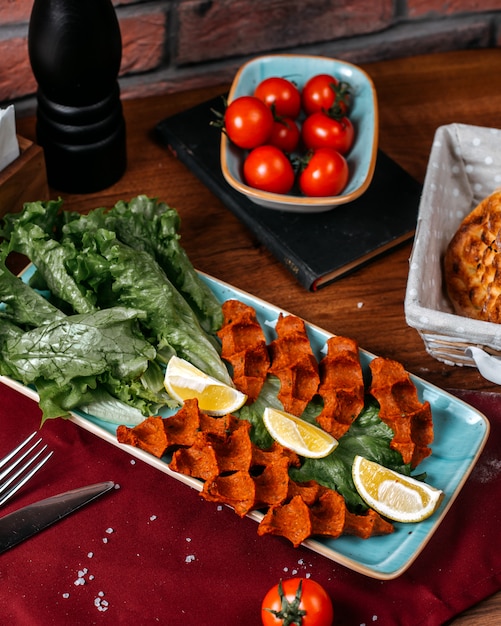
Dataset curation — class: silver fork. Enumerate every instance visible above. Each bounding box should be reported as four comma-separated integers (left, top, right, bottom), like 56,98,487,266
0,432,53,507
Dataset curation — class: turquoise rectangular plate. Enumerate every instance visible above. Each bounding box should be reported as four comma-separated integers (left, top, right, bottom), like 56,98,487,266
1,268,490,579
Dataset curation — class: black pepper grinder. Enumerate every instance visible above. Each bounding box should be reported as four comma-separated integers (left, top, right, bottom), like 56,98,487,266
28,0,127,193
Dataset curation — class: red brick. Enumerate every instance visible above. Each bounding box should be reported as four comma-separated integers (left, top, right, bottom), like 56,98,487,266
0,37,36,101
119,63,240,100
0,6,166,101
0,0,134,26
330,18,491,63
408,0,501,17
0,0,33,24
119,10,167,74
176,0,393,65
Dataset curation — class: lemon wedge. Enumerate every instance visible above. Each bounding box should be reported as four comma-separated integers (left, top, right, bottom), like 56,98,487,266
262,407,338,458
352,455,444,523
164,355,247,416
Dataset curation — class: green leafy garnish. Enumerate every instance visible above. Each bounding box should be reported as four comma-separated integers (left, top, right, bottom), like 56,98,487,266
0,197,228,422
237,390,410,513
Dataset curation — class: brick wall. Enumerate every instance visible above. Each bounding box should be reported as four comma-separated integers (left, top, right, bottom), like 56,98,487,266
1,0,501,114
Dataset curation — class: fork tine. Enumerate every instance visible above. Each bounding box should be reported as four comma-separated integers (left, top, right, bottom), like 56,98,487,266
0,433,53,508
0,442,50,494
0,451,53,507
0,431,37,470
0,437,44,482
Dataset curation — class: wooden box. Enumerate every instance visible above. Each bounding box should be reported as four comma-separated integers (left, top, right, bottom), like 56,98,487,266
0,135,49,219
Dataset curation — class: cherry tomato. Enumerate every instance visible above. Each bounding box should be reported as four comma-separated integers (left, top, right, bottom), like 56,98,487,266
301,111,354,155
299,148,349,197
302,73,351,116
243,145,295,194
261,578,334,626
254,76,302,119
224,96,274,149
269,117,300,153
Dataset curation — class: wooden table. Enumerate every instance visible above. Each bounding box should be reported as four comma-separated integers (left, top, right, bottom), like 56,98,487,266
13,48,501,624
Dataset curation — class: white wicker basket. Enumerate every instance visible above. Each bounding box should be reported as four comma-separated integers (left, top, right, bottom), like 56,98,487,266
405,123,501,368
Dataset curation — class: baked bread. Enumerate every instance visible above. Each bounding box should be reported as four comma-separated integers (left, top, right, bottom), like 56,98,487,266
444,189,501,322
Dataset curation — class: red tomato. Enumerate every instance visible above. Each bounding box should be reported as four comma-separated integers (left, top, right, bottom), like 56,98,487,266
269,117,300,153
224,96,274,149
254,76,302,119
301,111,354,154
299,148,349,197
302,73,351,116
261,578,334,626
243,145,295,194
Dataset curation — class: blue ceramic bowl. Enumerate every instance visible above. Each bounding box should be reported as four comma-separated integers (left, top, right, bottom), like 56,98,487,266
221,54,379,213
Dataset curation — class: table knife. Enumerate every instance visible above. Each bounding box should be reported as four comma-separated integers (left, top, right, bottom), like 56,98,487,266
0,481,115,554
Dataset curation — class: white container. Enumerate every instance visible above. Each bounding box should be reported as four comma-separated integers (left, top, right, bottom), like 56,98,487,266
405,123,501,368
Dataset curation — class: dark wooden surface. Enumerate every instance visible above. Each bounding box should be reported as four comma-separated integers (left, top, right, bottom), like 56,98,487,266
13,48,501,624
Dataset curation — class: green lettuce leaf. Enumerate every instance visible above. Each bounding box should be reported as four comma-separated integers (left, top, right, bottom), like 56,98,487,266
77,227,231,384
0,198,62,239
3,206,96,314
0,196,232,423
1,306,159,421
0,243,65,327
61,195,223,333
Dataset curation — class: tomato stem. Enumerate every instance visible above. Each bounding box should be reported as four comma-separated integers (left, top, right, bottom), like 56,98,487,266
324,81,352,119
209,95,229,130
263,579,307,626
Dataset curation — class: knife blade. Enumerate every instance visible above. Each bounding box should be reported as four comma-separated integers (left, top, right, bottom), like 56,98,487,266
0,480,115,554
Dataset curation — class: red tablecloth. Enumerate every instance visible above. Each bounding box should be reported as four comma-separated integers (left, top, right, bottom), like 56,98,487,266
0,382,500,626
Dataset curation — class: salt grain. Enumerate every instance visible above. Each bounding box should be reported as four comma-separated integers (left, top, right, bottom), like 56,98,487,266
185,537,192,542
87,552,94,558
94,592,109,612
62,593,70,599
130,460,136,465
102,537,108,544
106,528,114,534
73,567,90,586
149,515,157,521
185,554,196,563
357,302,364,309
